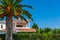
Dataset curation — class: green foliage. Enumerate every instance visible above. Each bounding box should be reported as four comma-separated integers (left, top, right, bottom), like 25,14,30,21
44,27,51,33
32,23,39,29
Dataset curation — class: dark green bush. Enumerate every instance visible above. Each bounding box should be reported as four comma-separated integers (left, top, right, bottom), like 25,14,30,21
0,34,5,40
0,33,60,40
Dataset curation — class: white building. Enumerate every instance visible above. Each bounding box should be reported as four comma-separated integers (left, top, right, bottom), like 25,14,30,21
0,19,36,34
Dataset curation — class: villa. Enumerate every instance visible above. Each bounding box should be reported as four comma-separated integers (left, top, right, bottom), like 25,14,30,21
0,19,36,34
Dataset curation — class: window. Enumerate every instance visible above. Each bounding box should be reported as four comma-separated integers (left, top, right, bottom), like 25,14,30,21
16,25,23,27
1,25,3,28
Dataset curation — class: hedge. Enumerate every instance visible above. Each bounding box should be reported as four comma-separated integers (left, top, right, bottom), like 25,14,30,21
0,33,60,40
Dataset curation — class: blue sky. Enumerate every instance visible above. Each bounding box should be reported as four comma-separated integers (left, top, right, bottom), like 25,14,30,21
21,0,60,28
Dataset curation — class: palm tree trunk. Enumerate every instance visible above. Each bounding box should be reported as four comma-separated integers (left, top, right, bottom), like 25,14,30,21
5,16,13,40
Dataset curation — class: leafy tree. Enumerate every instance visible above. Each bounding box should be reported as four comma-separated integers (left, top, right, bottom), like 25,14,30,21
52,28,60,34
44,27,51,33
0,0,33,40
52,28,57,34
32,23,39,29
57,28,60,34
40,28,44,34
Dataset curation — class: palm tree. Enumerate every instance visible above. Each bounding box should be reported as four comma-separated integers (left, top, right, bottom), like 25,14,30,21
0,0,33,40
32,23,39,29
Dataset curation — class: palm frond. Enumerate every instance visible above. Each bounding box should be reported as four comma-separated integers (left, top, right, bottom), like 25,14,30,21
15,4,22,8
8,0,11,5
10,0,14,5
13,7,22,16
0,5,2,9
0,0,7,6
15,0,22,3
0,0,6,6
14,15,19,19
21,5,33,9
0,10,7,18
15,4,33,9
0,10,4,14
16,8,22,13
19,15,28,23
13,0,23,6
7,0,14,5
22,10,33,21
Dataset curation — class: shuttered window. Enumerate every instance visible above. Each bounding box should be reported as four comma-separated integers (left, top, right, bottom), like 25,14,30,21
1,25,3,28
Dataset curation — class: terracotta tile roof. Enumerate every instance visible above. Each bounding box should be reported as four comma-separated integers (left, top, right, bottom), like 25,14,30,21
14,28,36,32
0,28,36,32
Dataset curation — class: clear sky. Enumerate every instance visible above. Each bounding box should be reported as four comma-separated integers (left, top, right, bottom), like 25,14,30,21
21,0,60,28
